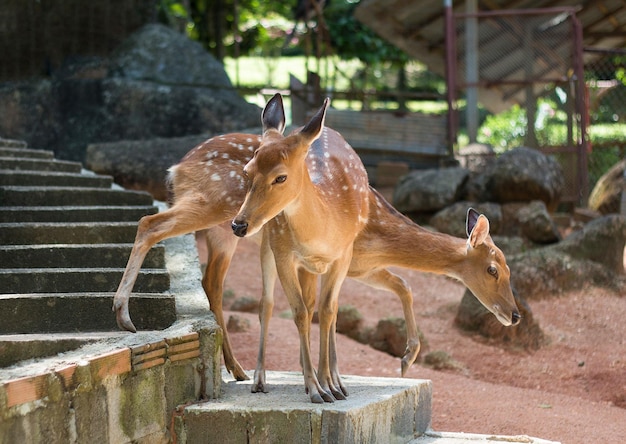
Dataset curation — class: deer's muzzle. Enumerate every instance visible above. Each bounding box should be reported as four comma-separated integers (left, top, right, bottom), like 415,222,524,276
232,220,248,237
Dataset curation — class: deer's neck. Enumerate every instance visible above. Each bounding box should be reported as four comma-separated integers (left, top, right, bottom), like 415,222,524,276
355,194,468,278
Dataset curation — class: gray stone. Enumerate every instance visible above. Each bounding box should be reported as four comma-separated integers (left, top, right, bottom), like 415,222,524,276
369,317,427,359
393,167,469,214
429,201,502,237
487,146,564,211
508,215,626,298
336,305,364,337
229,296,259,313
0,24,260,163
553,214,626,274
517,200,561,244
85,134,215,201
226,315,251,333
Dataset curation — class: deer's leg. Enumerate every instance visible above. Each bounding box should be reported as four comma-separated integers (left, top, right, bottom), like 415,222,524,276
316,255,351,401
113,197,223,332
253,231,278,393
277,262,333,404
354,269,419,376
202,225,249,381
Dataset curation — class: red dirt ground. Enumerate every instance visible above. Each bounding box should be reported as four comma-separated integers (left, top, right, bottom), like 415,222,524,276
220,239,626,444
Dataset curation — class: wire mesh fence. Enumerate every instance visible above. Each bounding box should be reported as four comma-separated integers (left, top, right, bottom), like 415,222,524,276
584,48,626,191
448,8,626,208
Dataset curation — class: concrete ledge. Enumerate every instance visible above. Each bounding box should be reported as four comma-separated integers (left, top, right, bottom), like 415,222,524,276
413,431,560,444
176,370,432,444
0,319,222,443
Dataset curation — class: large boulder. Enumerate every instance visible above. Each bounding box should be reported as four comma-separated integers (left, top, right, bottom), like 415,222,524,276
392,167,469,214
517,200,561,244
0,24,260,162
588,158,625,214
86,134,215,201
486,147,565,211
508,215,626,298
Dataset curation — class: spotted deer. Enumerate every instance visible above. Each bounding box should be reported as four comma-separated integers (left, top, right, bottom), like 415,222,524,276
113,94,520,403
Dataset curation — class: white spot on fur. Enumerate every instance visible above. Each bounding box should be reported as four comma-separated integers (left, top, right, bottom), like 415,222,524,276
211,173,221,181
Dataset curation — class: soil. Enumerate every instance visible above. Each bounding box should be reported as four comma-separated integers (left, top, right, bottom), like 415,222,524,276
219,239,626,444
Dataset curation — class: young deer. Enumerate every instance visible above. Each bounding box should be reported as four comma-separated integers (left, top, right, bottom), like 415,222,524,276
113,94,520,402
232,94,371,403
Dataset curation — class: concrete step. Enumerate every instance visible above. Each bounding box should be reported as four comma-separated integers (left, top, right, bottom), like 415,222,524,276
176,370,432,444
0,147,54,159
0,186,154,206
0,222,145,244
0,332,125,368
0,268,170,294
0,138,28,149
0,205,157,222
0,244,165,269
0,156,82,173
0,169,113,187
0,292,176,334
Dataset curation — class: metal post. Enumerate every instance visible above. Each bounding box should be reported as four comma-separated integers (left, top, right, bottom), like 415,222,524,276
572,13,589,206
465,0,479,143
444,0,458,156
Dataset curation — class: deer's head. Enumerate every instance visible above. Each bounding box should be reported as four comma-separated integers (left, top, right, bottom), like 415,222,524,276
461,208,521,326
232,93,328,238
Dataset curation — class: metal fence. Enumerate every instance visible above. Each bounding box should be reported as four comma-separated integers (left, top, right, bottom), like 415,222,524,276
447,7,596,207
584,47,626,190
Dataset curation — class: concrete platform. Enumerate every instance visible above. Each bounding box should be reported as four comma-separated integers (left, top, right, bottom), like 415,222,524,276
176,370,432,444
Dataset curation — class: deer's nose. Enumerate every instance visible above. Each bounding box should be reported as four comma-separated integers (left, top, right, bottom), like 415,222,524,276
511,311,522,326
232,220,248,237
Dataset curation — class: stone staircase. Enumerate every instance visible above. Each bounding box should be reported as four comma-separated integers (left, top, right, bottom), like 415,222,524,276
0,142,176,355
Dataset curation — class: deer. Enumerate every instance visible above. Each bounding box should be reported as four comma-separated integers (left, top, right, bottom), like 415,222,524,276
231,94,520,402
112,93,521,403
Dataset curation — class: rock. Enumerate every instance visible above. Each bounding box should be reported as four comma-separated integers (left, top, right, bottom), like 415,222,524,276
487,147,565,211
392,167,469,214
422,350,466,372
230,296,259,313
86,134,213,201
456,143,495,173
227,314,251,333
109,24,232,87
517,200,561,244
455,288,546,350
429,201,502,237
508,215,626,298
368,317,427,359
336,305,364,337
588,158,625,214
553,214,626,274
0,24,260,163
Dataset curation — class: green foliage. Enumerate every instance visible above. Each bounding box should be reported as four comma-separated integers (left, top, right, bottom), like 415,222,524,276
323,1,408,66
477,104,527,151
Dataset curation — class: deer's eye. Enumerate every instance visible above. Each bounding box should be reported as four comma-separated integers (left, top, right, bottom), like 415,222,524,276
273,175,287,184
487,265,498,278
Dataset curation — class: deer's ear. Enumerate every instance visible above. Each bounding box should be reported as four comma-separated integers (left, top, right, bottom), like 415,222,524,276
299,97,329,144
467,209,490,248
262,93,286,135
